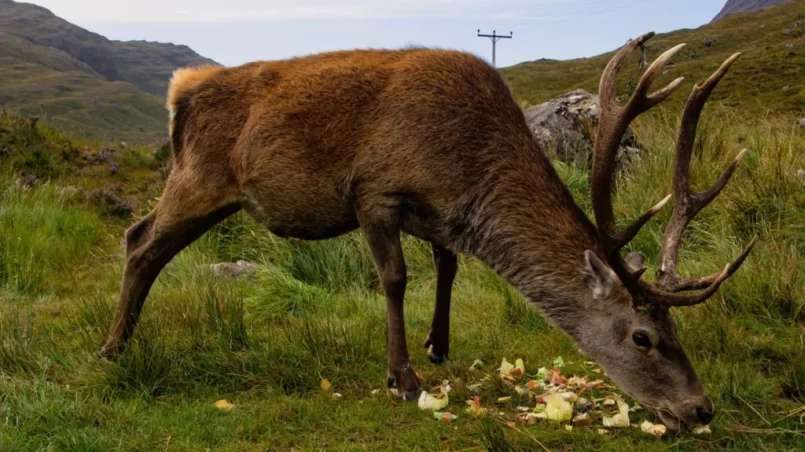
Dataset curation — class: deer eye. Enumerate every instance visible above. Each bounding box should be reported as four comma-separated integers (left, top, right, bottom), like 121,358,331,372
632,331,652,348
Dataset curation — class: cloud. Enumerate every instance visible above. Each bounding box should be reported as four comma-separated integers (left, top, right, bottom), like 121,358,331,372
28,0,575,23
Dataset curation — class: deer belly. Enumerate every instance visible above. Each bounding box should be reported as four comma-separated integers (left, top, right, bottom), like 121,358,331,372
241,185,358,240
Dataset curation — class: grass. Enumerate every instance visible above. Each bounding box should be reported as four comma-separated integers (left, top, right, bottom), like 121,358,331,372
0,94,804,450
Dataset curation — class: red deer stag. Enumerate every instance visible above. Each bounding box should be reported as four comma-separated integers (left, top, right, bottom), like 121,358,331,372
100,32,755,430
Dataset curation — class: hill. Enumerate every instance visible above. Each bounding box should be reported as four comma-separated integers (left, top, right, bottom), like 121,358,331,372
501,0,805,118
0,0,217,143
713,0,791,22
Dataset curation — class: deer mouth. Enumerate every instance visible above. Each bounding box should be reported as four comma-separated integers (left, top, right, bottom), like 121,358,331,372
655,405,707,431
656,408,682,431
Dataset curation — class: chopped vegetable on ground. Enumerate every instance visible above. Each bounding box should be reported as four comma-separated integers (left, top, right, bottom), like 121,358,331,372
602,400,631,428
640,420,668,437
413,356,695,438
418,384,450,411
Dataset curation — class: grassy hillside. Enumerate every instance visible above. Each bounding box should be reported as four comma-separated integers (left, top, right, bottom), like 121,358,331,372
502,0,805,118
0,0,216,144
1,86,804,450
0,62,168,142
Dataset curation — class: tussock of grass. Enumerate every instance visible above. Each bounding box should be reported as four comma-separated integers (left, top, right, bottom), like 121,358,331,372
0,175,105,294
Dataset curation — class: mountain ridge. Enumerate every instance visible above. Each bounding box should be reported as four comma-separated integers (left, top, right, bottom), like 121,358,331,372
0,0,217,143
713,0,792,22
0,0,218,97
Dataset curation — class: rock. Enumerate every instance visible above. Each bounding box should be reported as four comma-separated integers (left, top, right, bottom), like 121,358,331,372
524,89,639,167
688,50,697,59
782,28,792,35
797,169,805,180
798,118,805,128
22,173,38,189
703,39,715,48
210,260,259,279
98,146,117,164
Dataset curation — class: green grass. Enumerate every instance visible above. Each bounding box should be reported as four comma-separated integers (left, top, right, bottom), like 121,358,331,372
0,99,804,450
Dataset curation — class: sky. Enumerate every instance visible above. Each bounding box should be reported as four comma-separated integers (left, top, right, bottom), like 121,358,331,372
24,0,727,68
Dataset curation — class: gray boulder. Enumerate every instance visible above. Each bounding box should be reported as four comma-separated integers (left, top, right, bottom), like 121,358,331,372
524,89,639,167
210,260,259,279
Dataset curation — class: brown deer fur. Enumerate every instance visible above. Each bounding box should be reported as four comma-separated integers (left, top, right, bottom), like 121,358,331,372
101,38,748,429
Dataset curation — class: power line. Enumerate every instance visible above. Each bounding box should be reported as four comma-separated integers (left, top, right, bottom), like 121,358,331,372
477,29,513,67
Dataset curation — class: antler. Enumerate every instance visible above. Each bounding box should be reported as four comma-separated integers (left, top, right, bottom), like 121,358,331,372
591,32,757,307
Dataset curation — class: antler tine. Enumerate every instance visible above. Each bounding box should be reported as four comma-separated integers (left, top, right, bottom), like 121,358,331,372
630,44,687,113
656,53,746,294
598,32,656,113
592,33,685,264
644,235,757,305
668,235,757,292
616,194,672,252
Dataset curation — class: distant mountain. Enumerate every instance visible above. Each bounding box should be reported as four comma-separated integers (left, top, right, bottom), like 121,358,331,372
712,0,791,22
503,0,805,116
0,0,218,143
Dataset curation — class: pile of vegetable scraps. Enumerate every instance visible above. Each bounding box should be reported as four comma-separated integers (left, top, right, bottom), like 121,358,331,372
414,356,714,437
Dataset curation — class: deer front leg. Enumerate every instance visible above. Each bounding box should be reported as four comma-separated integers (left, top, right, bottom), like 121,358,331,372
99,169,242,359
424,244,457,365
360,218,421,401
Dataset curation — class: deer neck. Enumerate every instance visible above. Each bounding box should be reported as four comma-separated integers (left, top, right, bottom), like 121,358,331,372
460,164,602,335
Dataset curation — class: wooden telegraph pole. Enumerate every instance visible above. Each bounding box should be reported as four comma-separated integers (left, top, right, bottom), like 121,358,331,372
477,29,513,67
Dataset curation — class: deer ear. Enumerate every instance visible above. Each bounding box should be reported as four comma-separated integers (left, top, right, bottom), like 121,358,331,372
625,252,645,272
584,250,618,300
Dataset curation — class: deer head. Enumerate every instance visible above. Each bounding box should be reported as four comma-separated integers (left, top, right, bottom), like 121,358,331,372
576,33,756,430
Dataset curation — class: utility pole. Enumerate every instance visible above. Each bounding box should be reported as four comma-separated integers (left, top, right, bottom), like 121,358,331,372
477,29,512,68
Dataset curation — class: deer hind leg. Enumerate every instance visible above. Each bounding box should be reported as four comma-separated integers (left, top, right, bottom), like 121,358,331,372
424,244,457,365
359,213,421,401
98,172,241,359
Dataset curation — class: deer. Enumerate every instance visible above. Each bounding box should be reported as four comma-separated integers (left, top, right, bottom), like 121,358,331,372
99,32,755,430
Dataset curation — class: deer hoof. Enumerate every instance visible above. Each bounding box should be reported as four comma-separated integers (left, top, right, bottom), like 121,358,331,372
424,333,449,365
427,347,449,365
98,341,125,361
404,389,423,401
387,364,421,401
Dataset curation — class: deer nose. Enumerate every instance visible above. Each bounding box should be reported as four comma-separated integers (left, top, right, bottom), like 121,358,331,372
696,406,714,425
